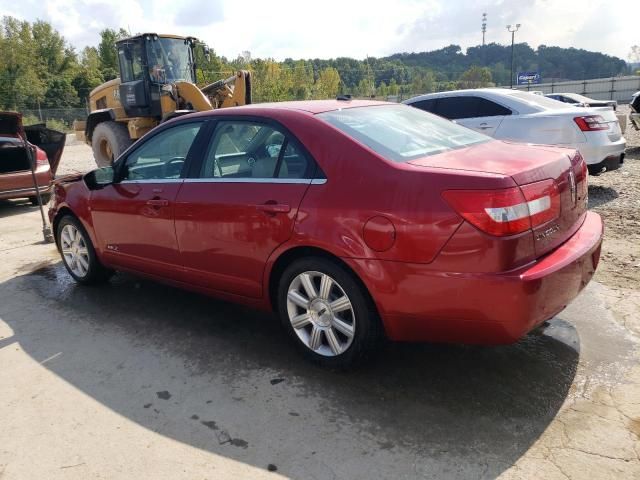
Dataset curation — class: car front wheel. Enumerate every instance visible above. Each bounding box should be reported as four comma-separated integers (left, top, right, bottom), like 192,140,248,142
278,257,382,368
56,215,111,284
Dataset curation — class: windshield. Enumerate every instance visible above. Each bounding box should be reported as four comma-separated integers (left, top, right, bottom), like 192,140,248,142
146,37,194,84
318,104,490,162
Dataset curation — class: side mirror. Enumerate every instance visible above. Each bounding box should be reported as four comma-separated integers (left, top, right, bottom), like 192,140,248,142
85,166,115,190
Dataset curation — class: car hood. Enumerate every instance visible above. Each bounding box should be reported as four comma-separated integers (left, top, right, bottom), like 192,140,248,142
0,111,25,140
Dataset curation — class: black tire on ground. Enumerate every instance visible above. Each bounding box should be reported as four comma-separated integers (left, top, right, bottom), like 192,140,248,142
56,215,112,285
91,121,132,167
28,194,50,206
277,256,383,369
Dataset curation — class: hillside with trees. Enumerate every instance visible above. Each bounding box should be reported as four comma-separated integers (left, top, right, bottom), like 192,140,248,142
0,15,631,118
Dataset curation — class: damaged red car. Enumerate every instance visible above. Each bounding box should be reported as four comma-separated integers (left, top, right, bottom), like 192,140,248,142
48,100,603,368
0,112,65,204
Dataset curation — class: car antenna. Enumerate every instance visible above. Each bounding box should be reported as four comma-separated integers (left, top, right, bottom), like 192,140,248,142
23,133,54,243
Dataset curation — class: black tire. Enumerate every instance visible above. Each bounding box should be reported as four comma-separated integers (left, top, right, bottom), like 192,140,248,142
91,121,132,167
28,194,50,206
277,257,383,369
56,215,112,285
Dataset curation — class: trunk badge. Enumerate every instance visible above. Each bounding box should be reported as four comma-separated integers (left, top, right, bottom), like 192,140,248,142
568,169,577,207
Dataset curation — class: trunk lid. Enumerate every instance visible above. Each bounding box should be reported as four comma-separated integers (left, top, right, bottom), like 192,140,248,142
408,140,587,257
24,124,66,175
0,112,25,139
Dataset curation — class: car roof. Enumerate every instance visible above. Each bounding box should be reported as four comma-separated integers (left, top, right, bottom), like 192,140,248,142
188,99,391,118
403,88,579,113
404,88,525,102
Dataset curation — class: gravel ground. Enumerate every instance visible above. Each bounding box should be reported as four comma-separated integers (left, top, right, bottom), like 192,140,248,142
589,107,640,291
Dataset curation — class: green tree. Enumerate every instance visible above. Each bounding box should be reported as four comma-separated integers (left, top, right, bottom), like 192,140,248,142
43,78,79,108
98,28,128,80
457,66,493,89
0,17,45,109
314,67,341,99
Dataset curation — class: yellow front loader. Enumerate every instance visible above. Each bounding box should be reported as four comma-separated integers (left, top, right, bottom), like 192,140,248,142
81,33,252,166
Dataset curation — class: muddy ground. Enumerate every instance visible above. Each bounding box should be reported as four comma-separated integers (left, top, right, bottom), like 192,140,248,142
0,118,638,479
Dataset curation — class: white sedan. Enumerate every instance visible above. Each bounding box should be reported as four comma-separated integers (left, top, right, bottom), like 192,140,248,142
404,88,626,175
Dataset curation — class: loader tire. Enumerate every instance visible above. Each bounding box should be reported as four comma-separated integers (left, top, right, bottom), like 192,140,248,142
92,121,132,167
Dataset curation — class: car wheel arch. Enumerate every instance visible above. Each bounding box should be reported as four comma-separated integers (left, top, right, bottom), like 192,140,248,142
266,246,382,323
52,206,100,257
52,206,76,244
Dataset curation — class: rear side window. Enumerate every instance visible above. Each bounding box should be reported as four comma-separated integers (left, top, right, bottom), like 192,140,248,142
411,99,437,113
434,97,477,119
474,97,512,117
318,104,490,163
200,120,313,179
434,96,511,119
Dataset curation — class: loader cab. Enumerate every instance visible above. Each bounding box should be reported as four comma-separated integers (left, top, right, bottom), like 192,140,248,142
116,34,197,118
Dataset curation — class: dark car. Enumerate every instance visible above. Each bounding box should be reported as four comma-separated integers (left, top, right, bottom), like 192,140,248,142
49,100,602,367
0,112,65,204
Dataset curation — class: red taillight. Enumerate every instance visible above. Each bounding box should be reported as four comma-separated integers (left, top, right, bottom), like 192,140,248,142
574,115,608,131
34,147,48,167
443,180,560,237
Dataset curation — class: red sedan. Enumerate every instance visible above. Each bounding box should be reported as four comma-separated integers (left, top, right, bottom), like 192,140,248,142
0,112,65,203
49,100,602,367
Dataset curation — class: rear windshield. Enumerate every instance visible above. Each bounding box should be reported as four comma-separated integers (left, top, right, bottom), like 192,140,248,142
318,104,489,162
508,91,574,111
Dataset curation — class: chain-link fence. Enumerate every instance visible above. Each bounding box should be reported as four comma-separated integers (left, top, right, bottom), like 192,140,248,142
20,108,88,131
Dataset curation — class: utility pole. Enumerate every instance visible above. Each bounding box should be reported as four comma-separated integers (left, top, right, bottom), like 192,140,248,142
506,24,521,88
482,13,487,46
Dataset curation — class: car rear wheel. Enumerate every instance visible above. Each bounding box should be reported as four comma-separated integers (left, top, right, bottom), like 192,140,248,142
277,257,382,368
56,215,111,284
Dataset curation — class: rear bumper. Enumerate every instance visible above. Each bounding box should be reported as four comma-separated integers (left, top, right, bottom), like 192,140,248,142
0,167,53,200
348,211,603,344
587,153,625,175
576,134,626,167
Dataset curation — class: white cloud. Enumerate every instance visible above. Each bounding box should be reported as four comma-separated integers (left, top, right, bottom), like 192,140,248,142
0,0,634,60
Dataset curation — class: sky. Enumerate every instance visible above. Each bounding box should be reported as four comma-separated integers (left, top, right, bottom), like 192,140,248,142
0,0,635,61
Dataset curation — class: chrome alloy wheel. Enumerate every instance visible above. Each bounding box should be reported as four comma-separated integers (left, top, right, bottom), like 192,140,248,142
286,271,356,356
60,224,90,278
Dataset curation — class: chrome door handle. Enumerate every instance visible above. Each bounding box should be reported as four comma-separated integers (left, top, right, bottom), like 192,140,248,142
478,123,492,129
146,199,169,207
256,203,291,214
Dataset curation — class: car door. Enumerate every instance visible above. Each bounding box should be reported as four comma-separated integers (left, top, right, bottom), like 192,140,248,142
436,96,511,137
174,118,317,298
90,120,205,278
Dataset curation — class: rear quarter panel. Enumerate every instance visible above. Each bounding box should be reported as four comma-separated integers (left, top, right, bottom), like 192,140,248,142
495,114,587,145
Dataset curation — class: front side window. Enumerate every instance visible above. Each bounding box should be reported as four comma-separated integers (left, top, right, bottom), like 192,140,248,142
121,122,203,180
318,104,489,163
200,121,311,179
